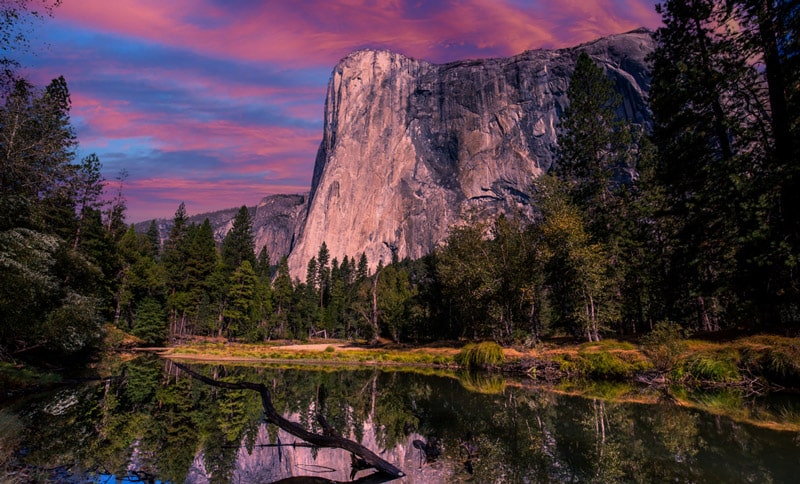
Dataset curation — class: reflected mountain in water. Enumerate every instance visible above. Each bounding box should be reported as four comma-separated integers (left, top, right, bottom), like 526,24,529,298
185,419,450,483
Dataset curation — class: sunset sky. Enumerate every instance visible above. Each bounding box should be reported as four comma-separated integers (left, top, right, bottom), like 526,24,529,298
22,0,662,222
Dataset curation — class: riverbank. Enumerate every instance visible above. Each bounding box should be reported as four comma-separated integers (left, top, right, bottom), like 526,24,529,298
159,333,800,392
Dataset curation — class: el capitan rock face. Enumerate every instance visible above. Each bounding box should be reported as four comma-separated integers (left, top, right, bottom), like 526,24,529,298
287,29,655,277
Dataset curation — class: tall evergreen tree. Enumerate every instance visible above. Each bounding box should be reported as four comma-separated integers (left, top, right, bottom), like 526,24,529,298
255,245,271,280
271,256,293,338
71,153,105,250
557,51,632,225
316,242,331,309
224,261,257,340
648,0,799,328
0,76,76,231
145,220,160,257
221,206,256,273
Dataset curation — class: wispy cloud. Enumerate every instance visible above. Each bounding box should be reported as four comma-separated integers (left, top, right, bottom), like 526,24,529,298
22,0,661,222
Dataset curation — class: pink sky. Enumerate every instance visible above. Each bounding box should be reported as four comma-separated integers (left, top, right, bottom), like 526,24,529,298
23,0,662,222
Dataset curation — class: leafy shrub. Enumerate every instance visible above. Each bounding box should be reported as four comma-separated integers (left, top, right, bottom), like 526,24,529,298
324,345,335,353
455,341,505,369
642,320,689,372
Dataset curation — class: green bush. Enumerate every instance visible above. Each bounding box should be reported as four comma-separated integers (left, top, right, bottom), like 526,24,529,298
455,341,505,369
642,320,688,372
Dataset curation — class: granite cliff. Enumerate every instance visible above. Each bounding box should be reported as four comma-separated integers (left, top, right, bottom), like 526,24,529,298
286,29,655,277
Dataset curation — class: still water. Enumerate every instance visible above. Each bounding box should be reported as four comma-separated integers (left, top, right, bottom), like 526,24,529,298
2,356,800,483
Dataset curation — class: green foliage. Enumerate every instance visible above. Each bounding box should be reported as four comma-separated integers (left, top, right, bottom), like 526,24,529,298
577,352,636,380
455,341,505,369
642,320,689,372
0,362,61,389
132,297,166,346
677,352,741,383
0,76,76,232
650,0,800,328
0,228,103,356
737,336,800,386
224,260,258,339
221,205,256,273
533,175,611,341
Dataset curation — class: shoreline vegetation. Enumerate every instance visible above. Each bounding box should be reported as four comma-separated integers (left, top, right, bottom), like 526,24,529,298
3,333,799,438
151,332,800,393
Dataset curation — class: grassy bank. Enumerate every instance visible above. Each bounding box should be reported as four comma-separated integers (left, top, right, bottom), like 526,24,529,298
161,333,800,390
161,340,460,367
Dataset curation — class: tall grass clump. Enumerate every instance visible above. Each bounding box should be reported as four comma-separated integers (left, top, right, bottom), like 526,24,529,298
455,342,505,369
678,352,741,383
739,336,800,387
458,371,506,394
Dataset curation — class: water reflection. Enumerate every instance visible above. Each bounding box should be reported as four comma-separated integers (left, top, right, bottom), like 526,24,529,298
1,356,799,483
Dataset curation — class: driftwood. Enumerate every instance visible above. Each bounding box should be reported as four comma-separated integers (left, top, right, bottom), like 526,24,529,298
173,361,404,481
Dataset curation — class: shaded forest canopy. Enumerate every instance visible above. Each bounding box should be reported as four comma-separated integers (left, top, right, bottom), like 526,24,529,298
1,0,799,367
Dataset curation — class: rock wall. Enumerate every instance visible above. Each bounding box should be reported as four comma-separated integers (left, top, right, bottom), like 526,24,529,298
287,29,655,277
140,193,307,264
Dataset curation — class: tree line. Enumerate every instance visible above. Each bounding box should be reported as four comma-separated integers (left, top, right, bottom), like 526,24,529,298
1,0,798,361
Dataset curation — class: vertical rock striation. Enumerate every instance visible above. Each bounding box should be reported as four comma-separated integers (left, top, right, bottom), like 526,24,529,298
251,193,308,261
285,29,655,277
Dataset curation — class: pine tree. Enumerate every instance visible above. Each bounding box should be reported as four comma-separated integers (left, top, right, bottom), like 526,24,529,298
224,261,257,340
221,206,256,273
146,220,160,257
557,51,632,225
316,242,331,309
557,50,649,335
0,76,76,231
271,256,293,338
255,245,271,280
71,153,105,250
357,253,369,281
132,297,167,346
162,203,191,340
648,0,798,328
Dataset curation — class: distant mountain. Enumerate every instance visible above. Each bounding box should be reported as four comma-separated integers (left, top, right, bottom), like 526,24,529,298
135,193,307,262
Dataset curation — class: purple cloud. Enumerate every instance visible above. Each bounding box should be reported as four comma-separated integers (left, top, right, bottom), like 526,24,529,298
21,0,661,222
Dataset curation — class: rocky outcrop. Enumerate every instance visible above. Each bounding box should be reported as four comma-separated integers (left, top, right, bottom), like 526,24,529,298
251,193,308,260
287,29,655,277
139,193,307,262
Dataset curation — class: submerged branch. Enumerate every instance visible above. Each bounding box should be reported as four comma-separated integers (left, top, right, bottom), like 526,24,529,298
173,361,405,481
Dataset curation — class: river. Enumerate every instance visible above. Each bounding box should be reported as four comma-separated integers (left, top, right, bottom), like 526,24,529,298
1,356,799,483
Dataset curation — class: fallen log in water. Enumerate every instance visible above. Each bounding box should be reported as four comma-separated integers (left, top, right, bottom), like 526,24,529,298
173,361,405,481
